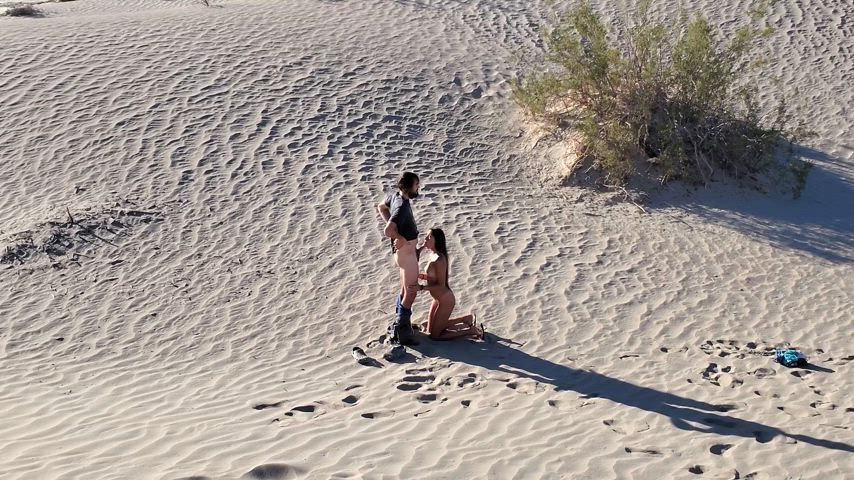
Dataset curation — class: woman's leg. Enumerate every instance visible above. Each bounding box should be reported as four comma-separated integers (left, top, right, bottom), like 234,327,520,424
427,296,451,339
447,313,474,328
435,322,482,340
423,299,439,334
428,294,481,340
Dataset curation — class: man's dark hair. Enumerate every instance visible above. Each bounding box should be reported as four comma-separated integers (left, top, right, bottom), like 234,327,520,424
398,172,419,191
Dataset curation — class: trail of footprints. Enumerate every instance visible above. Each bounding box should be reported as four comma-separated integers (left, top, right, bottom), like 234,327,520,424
250,363,495,426
254,358,560,425
602,339,848,478
247,339,847,480
394,365,488,405
688,340,845,415
253,384,366,423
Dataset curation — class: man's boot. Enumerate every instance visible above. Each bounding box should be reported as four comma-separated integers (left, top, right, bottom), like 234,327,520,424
397,305,418,346
384,306,407,361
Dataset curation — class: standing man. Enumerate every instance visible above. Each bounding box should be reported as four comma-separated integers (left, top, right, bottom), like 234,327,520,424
377,172,421,350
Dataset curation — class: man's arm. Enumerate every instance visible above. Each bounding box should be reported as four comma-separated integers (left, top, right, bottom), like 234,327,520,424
384,220,405,243
377,201,391,223
382,195,407,246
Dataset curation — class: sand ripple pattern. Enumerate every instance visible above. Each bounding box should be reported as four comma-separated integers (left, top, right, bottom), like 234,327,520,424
0,1,851,479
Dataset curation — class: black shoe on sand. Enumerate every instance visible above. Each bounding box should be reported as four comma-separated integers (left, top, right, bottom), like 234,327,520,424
352,347,371,365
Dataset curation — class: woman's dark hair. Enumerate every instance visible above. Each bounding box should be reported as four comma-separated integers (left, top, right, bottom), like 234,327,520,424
430,227,448,258
430,227,450,287
398,172,419,191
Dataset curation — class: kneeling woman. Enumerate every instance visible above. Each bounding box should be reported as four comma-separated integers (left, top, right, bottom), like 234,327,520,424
417,228,484,340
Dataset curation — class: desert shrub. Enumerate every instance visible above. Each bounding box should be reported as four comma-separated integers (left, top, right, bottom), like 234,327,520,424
514,2,813,197
5,4,42,16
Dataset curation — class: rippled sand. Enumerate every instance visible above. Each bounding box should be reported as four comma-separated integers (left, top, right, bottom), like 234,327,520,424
1,1,852,479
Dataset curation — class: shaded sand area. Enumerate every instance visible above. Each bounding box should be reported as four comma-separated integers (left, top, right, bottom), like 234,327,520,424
1,1,852,479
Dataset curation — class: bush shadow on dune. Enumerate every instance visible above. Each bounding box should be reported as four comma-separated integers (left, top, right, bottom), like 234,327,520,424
644,146,854,264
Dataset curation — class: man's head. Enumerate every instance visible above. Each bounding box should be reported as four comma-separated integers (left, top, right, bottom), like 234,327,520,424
398,172,420,199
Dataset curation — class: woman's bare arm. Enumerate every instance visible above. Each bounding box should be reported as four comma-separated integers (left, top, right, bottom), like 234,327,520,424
418,261,443,292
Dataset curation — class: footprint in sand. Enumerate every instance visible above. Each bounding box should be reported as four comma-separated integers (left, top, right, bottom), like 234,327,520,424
252,401,284,411
753,389,782,399
778,404,821,418
475,399,500,408
405,364,448,375
624,446,663,456
742,473,769,480
700,340,775,359
700,340,741,358
329,471,360,479
829,355,853,366
341,395,359,406
702,363,720,380
279,403,326,422
547,399,573,411
396,383,422,391
396,373,436,392
547,397,595,411
603,419,650,434
750,367,776,379
688,465,743,478
709,443,733,455
361,410,395,419
700,363,743,388
416,393,444,403
505,379,546,395
658,345,689,354
440,372,483,390
242,463,300,480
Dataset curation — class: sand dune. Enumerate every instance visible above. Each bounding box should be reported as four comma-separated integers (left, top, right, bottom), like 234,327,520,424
1,0,852,479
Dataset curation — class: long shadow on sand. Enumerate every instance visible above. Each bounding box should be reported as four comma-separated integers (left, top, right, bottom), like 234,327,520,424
412,335,853,453
645,147,854,264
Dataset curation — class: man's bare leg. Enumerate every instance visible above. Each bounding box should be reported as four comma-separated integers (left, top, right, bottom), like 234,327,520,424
396,253,418,309
391,245,419,345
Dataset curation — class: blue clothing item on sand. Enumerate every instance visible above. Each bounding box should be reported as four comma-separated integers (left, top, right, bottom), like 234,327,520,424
775,349,808,368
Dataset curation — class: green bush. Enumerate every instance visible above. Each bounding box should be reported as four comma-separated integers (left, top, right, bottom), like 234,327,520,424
5,4,42,17
514,2,813,197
